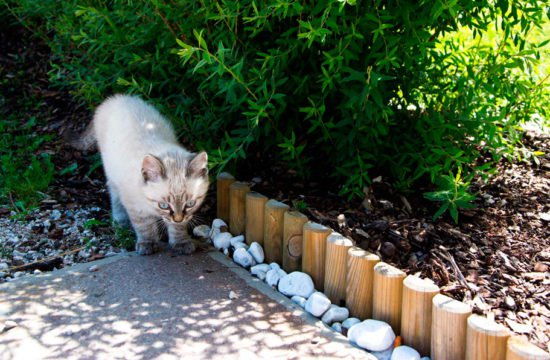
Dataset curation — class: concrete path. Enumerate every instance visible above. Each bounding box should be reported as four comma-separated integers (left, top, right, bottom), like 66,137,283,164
0,248,368,359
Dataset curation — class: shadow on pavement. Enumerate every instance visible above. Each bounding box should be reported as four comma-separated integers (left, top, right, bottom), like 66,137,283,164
0,250,366,359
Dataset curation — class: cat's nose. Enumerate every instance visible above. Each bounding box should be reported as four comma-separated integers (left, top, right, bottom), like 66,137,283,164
173,214,184,223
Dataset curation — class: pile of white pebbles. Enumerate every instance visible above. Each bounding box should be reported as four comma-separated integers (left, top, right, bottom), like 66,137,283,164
194,219,430,360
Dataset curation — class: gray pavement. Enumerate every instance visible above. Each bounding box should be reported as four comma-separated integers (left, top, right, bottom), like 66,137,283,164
0,248,369,359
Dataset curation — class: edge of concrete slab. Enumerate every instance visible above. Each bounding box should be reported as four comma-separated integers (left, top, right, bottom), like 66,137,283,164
208,251,370,358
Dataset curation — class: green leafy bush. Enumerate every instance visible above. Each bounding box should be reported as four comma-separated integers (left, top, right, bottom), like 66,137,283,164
4,0,549,222
0,114,55,211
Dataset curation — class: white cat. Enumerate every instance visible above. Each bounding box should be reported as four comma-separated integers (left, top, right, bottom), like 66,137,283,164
79,94,209,255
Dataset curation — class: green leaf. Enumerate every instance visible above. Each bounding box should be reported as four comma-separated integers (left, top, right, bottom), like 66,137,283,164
432,202,450,220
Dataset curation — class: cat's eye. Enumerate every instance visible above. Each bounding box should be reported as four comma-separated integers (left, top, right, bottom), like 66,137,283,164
186,200,196,208
158,202,170,210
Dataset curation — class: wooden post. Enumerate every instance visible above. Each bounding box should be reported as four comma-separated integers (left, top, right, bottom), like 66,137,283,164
506,336,550,360
263,200,290,264
302,222,332,291
401,275,440,356
228,182,250,235
245,192,268,245
216,172,235,222
465,314,510,360
346,247,380,320
372,262,406,333
282,211,308,272
431,294,472,360
324,232,354,306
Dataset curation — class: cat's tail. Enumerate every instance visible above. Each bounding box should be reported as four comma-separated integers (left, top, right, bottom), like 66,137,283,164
65,122,96,151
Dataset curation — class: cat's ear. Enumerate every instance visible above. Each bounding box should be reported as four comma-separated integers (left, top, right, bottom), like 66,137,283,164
188,151,208,178
142,154,165,182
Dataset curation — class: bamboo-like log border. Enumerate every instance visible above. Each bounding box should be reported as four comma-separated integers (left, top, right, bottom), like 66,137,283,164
216,173,549,359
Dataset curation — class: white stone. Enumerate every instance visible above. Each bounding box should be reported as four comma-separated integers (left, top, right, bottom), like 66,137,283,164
193,225,211,238
251,264,271,274
420,357,430,360
291,295,306,308
277,271,315,298
213,232,232,250
211,218,227,229
229,291,238,300
210,228,221,240
266,269,286,287
255,271,266,281
248,242,264,263
223,248,229,256
371,348,394,360
391,346,421,360
88,265,99,272
230,235,245,247
233,248,255,268
0,272,6,278
50,209,62,220
209,219,227,239
251,265,268,280
321,305,349,324
233,243,248,250
0,263,8,271
331,322,342,333
347,319,396,352
250,264,271,275
342,317,361,330
33,269,42,275
12,250,25,258
304,292,331,317
269,262,280,270
13,271,25,278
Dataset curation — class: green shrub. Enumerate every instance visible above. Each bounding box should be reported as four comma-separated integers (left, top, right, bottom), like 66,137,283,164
4,0,549,222
0,114,55,211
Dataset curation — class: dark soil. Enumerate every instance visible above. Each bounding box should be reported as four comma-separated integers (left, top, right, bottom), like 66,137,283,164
1,22,548,352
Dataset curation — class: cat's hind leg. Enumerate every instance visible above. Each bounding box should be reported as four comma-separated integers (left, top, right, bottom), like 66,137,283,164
167,222,195,255
108,182,130,228
130,214,161,255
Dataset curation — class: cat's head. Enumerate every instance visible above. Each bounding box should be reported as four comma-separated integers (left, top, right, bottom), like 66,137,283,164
140,151,209,224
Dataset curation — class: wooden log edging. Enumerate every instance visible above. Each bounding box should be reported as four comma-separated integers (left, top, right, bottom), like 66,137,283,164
372,262,406,332
346,247,379,320
228,181,250,235
263,199,289,264
302,222,331,291
282,211,308,272
506,336,550,360
214,173,550,360
466,314,510,360
324,232,353,306
245,192,268,245
216,172,235,222
401,275,440,356
431,294,472,360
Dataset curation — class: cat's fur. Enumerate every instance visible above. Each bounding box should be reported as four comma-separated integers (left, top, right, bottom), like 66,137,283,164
81,94,209,255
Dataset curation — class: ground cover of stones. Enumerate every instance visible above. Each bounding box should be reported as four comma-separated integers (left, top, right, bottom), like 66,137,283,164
201,218,425,360
1,21,549,353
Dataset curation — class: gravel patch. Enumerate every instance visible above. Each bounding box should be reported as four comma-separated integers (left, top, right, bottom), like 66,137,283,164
0,206,125,282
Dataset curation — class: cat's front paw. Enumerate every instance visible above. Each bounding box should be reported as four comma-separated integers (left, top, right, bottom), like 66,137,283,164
171,241,196,255
136,241,158,256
